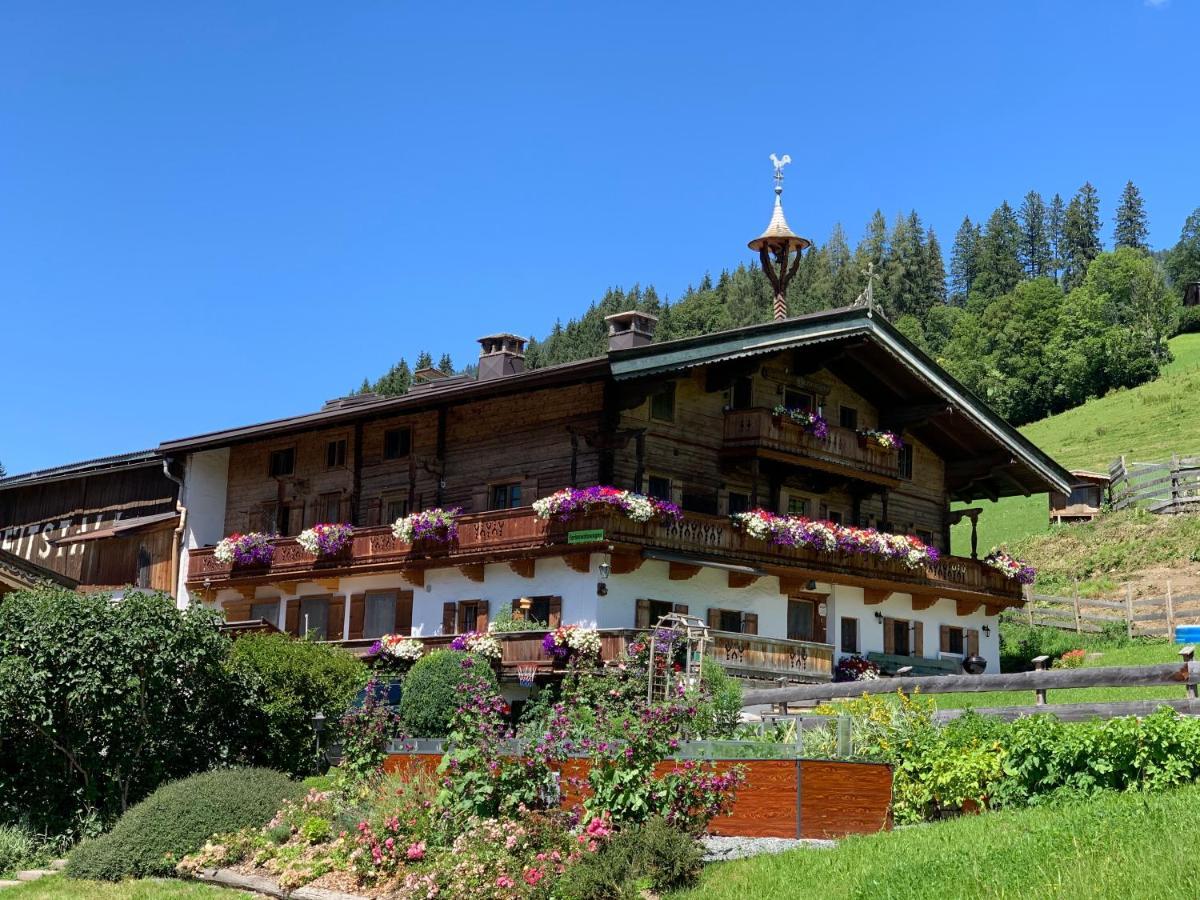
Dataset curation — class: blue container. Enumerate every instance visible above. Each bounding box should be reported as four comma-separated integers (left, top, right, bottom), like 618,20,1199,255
1176,625,1200,644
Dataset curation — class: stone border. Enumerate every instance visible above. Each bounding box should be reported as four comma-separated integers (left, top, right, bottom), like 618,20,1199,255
193,867,367,900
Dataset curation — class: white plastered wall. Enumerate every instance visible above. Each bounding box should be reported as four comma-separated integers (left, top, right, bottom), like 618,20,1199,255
175,448,230,607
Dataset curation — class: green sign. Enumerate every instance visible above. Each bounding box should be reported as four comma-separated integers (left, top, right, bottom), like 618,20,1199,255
567,529,605,544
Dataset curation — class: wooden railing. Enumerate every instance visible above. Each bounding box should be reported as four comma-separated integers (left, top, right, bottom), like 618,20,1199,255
723,408,901,480
187,508,1021,603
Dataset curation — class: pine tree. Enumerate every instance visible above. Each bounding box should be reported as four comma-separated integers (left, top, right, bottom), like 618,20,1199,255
825,223,856,307
949,217,980,303
1114,180,1149,251
923,226,947,308
1063,182,1103,289
973,202,1023,298
1166,207,1200,299
357,377,372,395
853,210,891,312
415,350,433,371
1018,191,1051,278
437,353,454,374
1047,193,1066,283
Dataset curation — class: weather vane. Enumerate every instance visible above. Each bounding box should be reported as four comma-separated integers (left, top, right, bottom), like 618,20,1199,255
769,153,791,194
748,153,810,320
854,262,880,318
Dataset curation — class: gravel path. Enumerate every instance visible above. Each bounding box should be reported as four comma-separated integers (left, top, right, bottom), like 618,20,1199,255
701,835,836,862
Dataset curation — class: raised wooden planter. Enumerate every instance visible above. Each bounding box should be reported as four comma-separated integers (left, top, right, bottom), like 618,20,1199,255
383,753,892,839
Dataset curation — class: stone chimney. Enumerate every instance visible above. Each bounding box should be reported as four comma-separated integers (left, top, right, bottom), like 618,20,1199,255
604,311,658,351
476,333,527,380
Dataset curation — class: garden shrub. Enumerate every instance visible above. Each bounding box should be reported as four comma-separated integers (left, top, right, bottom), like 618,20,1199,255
559,817,703,899
1177,304,1200,335
0,825,38,878
66,767,303,881
0,587,258,837
398,649,496,737
699,661,743,738
227,632,367,776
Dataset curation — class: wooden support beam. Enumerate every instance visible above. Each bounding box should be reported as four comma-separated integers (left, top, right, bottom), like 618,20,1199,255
509,558,536,579
669,561,702,581
314,578,339,591
778,577,825,596
609,551,643,575
879,402,953,431
728,571,760,589
984,603,1005,617
273,581,299,595
910,594,938,611
863,588,891,606
400,568,425,588
458,563,485,583
563,552,591,574
956,599,984,617
233,586,258,601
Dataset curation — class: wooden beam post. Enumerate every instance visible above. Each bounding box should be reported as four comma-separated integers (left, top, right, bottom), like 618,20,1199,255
1072,580,1082,635
1125,583,1134,640
1182,646,1197,700
1025,583,1034,626
863,588,890,606
1166,579,1175,643
668,561,702,581
728,571,760,589
1033,655,1050,706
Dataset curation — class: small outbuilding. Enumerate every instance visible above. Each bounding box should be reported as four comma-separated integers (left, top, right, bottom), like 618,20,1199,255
1049,470,1109,524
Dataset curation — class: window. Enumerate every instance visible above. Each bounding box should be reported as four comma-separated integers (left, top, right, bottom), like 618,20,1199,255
251,601,278,625
457,599,488,634
489,482,522,510
268,447,295,478
647,598,674,625
916,529,934,547
783,389,813,411
318,493,341,523
787,495,810,516
325,438,347,469
261,502,294,535
364,591,397,639
840,616,859,654
839,406,858,430
828,510,843,525
650,382,676,422
647,476,672,502
944,625,965,656
787,598,815,641
718,609,743,633
728,492,750,515
898,444,913,479
385,496,410,523
891,618,911,656
681,490,717,515
383,427,412,460
514,595,562,628
299,597,329,639
731,377,753,410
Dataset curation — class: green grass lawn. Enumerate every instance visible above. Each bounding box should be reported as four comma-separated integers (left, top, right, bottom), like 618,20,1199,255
952,333,1200,554
673,783,1200,899
0,877,248,899
933,639,1187,711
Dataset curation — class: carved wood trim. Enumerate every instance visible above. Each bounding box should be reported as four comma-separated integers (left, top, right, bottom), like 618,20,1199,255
400,568,425,588
668,562,702,581
563,552,591,574
728,571,760,589
863,588,891,606
956,599,984,617
509,558,536,579
609,551,644,575
458,563,485,583
910,594,938,611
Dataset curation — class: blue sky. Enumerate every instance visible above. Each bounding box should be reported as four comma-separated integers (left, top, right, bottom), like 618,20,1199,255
2,1,1197,474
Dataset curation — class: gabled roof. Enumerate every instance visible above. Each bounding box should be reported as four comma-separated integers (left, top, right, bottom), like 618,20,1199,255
0,449,163,490
0,548,79,592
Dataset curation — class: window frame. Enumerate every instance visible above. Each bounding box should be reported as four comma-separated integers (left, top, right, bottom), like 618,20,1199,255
646,475,672,502
384,493,410,524
383,426,412,461
325,436,348,470
839,406,858,430
783,389,814,411
840,616,859,654
363,590,398,640
298,595,331,640
787,597,816,642
649,381,676,423
268,446,296,479
488,481,523,510
318,492,341,524
898,443,914,480
727,491,751,515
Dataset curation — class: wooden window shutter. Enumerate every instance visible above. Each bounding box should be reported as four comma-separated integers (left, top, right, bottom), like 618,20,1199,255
474,601,489,633
940,625,951,654
327,596,345,640
707,608,721,630
547,597,562,628
966,628,980,657
285,598,301,636
741,612,758,635
913,621,924,657
348,593,366,640
443,601,458,635
395,592,414,636
224,600,251,621
673,603,689,614
636,599,651,628
883,617,896,655
457,603,469,634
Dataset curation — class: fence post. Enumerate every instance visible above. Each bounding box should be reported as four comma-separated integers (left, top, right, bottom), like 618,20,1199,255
1024,583,1034,627
1033,655,1050,705
1125,583,1134,639
1072,580,1082,635
1181,646,1197,700
1171,454,1180,513
1166,580,1175,643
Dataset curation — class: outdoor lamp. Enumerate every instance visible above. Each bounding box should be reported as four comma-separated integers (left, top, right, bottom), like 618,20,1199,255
598,559,612,580
311,710,326,736
982,624,991,637
874,611,884,623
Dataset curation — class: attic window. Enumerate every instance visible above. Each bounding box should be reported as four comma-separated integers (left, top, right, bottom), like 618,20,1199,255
384,427,412,460
268,447,295,478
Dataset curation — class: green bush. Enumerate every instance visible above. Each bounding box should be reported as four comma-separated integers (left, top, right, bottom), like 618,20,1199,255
227,633,367,775
699,661,743,738
398,650,497,737
0,825,38,878
1176,305,1200,335
560,817,703,899
0,587,257,837
65,767,303,881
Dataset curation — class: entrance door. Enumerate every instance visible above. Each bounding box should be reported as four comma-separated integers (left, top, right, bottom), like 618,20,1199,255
787,598,815,641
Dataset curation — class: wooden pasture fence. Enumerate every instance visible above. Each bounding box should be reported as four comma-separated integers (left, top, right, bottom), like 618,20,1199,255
1015,582,1200,641
1109,454,1200,514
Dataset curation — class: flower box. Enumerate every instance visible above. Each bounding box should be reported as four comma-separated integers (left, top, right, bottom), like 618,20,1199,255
213,532,276,568
297,523,354,558
532,486,681,524
392,508,461,547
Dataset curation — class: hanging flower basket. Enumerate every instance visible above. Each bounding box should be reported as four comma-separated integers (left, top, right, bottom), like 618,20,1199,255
771,405,829,439
297,522,354,558
368,634,424,672
214,532,275,567
982,549,1036,584
731,508,938,569
392,507,461,546
857,429,903,451
542,624,601,666
532,486,682,524
449,630,502,660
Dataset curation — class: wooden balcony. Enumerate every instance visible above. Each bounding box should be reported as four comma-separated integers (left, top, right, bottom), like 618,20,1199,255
722,408,901,483
339,627,835,683
188,507,1022,608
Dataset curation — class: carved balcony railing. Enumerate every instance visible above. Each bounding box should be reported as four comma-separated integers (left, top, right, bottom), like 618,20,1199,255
723,408,901,481
188,507,1022,605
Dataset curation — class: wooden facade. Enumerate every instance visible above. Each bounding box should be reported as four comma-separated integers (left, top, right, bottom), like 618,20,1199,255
0,452,179,592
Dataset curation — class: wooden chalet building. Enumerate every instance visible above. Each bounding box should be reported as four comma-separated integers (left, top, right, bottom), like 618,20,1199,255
0,450,181,594
165,304,1070,685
